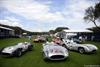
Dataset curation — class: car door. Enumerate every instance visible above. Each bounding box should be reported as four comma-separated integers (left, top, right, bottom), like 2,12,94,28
68,43,77,50
71,43,78,50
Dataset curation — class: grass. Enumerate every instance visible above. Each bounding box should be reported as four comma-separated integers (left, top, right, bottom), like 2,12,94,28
0,38,100,67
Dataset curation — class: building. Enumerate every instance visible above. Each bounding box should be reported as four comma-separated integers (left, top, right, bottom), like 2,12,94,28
63,29,93,40
0,26,15,38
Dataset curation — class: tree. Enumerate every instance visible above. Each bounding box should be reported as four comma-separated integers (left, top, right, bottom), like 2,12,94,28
88,27,100,32
94,2,100,20
49,30,55,34
55,27,69,32
84,2,100,29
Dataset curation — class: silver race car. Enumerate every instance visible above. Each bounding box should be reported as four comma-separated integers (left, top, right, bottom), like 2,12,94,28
33,36,46,42
0,42,33,57
63,39,98,54
42,42,69,60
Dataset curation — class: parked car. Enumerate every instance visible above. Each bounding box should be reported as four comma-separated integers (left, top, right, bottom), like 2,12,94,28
42,42,69,60
0,42,33,57
63,39,98,54
33,36,46,42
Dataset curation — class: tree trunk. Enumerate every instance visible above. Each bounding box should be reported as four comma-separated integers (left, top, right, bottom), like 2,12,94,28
92,20,100,30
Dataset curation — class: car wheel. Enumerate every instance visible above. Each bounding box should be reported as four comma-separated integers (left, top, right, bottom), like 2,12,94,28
78,48,85,54
14,49,22,57
17,51,22,57
28,45,33,51
43,52,48,61
62,44,67,48
0,48,4,55
18,51,22,57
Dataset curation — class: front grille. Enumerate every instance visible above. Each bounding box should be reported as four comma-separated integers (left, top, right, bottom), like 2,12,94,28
92,50,96,53
1,53,11,55
50,55,64,59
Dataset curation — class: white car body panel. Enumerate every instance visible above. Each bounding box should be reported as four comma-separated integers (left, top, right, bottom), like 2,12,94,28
63,39,98,53
1,42,32,56
43,42,69,60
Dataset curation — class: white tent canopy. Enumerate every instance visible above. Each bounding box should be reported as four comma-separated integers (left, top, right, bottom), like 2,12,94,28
63,29,92,33
66,33,77,36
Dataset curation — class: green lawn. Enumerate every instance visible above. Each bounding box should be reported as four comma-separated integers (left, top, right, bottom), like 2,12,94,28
0,38,100,67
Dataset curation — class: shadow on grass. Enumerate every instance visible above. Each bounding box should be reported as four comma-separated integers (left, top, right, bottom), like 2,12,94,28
0,50,33,59
44,58,70,63
69,50,98,55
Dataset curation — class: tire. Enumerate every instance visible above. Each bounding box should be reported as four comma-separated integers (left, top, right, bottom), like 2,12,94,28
28,45,33,51
43,52,48,61
78,47,85,54
16,51,22,57
62,44,67,48
14,49,22,57
0,47,4,55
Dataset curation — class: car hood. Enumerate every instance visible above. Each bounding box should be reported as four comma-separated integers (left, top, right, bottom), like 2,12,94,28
2,46,17,53
44,44,68,56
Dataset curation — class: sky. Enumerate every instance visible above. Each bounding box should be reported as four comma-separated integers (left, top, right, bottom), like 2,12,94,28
0,0,99,32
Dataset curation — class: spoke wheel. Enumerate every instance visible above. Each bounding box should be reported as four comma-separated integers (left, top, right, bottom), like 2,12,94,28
78,48,85,54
